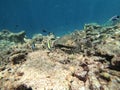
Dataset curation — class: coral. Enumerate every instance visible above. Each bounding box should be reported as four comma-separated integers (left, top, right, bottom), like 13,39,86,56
1,22,120,90
0,29,26,43
8,31,26,43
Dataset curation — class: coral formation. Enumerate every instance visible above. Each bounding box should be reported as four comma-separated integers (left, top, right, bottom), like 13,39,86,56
0,22,120,90
0,29,26,43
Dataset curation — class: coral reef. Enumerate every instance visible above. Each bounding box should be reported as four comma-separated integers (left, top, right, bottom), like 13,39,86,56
0,23,120,90
0,29,26,43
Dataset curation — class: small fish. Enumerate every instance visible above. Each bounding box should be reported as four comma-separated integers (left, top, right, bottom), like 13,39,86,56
41,29,54,36
47,40,51,50
15,24,19,27
31,43,35,51
104,15,120,26
109,15,120,21
42,29,47,33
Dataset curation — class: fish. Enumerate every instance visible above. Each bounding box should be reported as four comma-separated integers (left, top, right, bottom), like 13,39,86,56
109,15,120,21
104,15,120,26
31,43,35,51
15,24,19,27
42,29,47,33
41,28,54,36
47,40,52,50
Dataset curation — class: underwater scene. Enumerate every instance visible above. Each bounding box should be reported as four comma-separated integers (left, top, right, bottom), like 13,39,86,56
0,0,120,90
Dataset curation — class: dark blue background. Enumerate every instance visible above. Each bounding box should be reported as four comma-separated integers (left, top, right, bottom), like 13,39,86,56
0,0,120,37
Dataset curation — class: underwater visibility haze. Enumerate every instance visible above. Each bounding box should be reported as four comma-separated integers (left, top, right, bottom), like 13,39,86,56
1,0,120,89
0,0,120,37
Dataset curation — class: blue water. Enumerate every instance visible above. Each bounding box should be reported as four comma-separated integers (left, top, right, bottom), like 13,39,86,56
0,0,120,37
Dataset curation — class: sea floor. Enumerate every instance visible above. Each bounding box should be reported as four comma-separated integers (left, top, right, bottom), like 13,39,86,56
0,23,120,90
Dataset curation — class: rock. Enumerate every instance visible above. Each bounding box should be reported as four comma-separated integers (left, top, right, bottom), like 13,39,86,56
59,59,71,64
72,71,88,83
70,79,85,90
89,72,101,90
84,23,102,30
9,53,26,64
32,34,43,44
108,79,120,90
8,31,26,43
54,34,77,48
14,84,32,90
100,72,111,81
0,66,6,70
111,55,120,70
0,30,26,43
16,72,24,76
0,29,11,40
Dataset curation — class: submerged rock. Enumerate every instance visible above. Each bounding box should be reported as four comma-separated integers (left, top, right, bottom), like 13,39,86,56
111,55,120,70
32,34,43,44
8,31,26,43
0,29,26,43
100,72,111,81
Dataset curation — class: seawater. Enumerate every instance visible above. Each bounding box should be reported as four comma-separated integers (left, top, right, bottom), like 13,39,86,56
0,0,120,37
